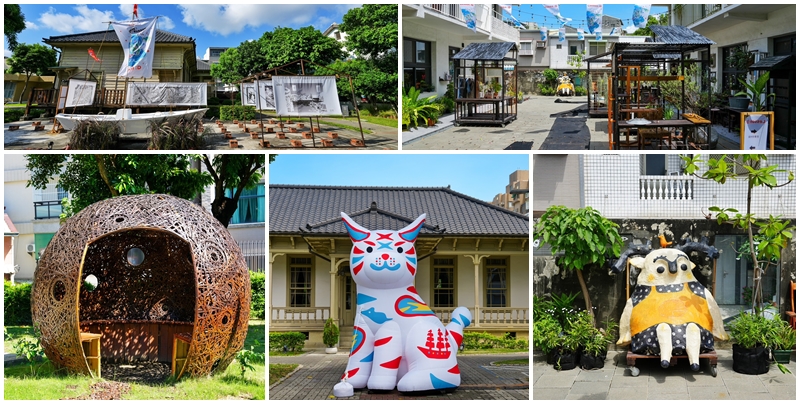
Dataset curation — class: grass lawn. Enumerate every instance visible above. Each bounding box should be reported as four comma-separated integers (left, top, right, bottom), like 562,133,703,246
4,319,266,400
317,119,374,135
4,325,35,353
345,115,398,128
4,104,26,108
268,350,304,357
461,347,529,355
268,364,298,385
493,358,529,366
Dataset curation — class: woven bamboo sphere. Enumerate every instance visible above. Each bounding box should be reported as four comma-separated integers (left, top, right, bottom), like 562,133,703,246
32,194,250,377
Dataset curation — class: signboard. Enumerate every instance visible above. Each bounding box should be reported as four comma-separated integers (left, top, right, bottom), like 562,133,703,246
66,79,96,107
241,81,276,110
272,76,342,116
126,82,207,106
740,111,774,150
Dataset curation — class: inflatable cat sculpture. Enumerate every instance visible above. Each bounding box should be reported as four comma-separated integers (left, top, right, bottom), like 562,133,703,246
338,212,472,392
611,238,729,371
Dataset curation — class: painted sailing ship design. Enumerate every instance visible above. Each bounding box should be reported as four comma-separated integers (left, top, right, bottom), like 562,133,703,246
417,329,452,359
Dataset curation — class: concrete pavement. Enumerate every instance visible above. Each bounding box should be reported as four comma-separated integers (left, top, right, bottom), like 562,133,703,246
269,351,529,400
533,349,795,400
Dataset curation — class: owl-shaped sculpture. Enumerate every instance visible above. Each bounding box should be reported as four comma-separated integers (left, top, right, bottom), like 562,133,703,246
612,238,728,371
338,212,472,392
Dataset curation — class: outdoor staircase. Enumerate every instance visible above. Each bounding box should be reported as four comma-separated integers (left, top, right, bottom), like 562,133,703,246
339,326,353,350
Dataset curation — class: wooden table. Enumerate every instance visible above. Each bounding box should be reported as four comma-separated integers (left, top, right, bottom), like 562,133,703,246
682,113,713,149
721,107,748,132
617,119,696,149
455,97,516,126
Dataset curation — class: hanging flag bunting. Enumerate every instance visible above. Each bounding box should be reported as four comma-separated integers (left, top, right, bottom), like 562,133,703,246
111,17,157,78
500,4,512,14
577,28,584,40
132,4,139,19
586,4,603,34
460,4,477,33
500,5,523,28
558,27,565,42
540,27,548,41
595,31,603,41
544,4,572,25
88,48,102,63
610,26,618,35
632,5,651,28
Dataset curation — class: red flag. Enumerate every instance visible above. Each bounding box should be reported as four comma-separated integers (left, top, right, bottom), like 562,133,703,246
133,4,138,19
88,48,102,62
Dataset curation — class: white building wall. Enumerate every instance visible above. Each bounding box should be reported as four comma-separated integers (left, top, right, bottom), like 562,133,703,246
271,254,288,307
509,254,529,308
583,154,796,219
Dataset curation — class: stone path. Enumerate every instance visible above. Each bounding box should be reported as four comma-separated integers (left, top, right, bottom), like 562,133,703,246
270,351,529,400
533,349,795,400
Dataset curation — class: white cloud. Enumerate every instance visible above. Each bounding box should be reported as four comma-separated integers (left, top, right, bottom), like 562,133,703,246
25,21,38,30
625,24,637,34
38,5,116,34
178,4,316,36
159,16,176,30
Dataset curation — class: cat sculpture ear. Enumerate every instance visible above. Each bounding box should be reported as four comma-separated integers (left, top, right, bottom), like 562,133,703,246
399,214,426,243
341,212,370,242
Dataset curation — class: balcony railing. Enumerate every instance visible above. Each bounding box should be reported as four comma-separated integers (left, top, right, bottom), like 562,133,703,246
701,4,723,19
34,200,63,220
423,4,465,22
519,48,534,56
639,175,694,200
270,307,330,329
433,307,529,326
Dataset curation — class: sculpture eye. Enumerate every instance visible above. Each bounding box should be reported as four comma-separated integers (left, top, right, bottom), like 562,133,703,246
681,263,688,271
366,247,373,253
657,266,665,274
397,247,404,253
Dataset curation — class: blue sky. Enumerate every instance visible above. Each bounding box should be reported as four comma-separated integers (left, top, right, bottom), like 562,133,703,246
269,154,529,202
512,4,670,33
4,4,358,58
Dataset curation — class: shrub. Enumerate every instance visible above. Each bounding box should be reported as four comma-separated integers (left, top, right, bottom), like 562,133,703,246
434,96,455,114
323,318,339,348
68,120,120,150
147,117,207,150
220,105,255,121
205,106,221,120
463,331,529,351
207,97,221,106
250,271,265,320
268,332,306,352
29,108,46,118
4,108,25,123
4,281,32,326
575,86,588,96
538,83,555,96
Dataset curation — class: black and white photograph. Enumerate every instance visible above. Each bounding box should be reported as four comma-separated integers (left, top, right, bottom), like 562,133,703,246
65,79,96,107
272,75,342,116
126,82,207,106
241,81,275,110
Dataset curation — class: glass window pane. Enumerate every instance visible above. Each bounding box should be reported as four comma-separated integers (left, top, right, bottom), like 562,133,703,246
416,41,427,63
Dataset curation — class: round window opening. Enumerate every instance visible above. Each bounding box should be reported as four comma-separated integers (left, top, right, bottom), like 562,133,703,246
53,280,66,301
83,274,98,291
126,247,146,266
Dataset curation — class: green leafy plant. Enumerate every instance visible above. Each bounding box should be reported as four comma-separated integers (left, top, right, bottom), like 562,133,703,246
68,120,121,150
729,310,774,349
534,206,624,323
533,316,562,352
235,341,265,377
268,332,306,352
401,86,441,129
220,105,256,121
770,319,796,350
13,325,47,376
463,332,529,350
322,318,339,348
250,271,265,320
4,281,32,326
735,72,775,112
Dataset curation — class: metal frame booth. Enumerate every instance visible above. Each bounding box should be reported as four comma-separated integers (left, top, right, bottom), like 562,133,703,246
452,42,518,127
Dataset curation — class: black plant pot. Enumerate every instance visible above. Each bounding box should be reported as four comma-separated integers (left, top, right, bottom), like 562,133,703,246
732,344,769,375
552,349,579,371
546,347,557,365
580,351,607,370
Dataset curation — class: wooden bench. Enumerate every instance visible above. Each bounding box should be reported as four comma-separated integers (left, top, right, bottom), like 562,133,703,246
80,332,102,377
172,332,192,379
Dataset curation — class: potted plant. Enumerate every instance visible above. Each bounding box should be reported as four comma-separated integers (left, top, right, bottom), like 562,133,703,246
770,319,795,364
323,318,339,354
402,86,441,130
734,72,775,112
571,313,617,370
729,310,772,374
492,81,502,98
533,315,562,364
552,329,581,371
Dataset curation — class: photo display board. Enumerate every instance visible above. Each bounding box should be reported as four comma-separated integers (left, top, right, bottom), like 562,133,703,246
273,76,342,116
65,79,96,107
126,82,207,106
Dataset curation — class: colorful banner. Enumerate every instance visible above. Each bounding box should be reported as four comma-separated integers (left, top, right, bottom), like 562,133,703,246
540,28,548,41
558,27,565,42
126,82,207,106
499,5,522,27
88,48,102,63
500,4,512,13
544,4,571,24
65,79,96,107
610,26,618,36
272,76,342,116
577,28,584,40
633,4,651,28
460,4,477,33
596,31,603,41
111,17,157,78
586,4,603,34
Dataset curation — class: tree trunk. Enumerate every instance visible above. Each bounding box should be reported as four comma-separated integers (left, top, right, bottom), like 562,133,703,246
18,72,33,104
576,269,595,324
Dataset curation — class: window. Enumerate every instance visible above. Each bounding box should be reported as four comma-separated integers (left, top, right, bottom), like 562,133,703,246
4,82,16,99
519,41,533,52
722,44,749,93
432,258,456,307
448,46,460,79
556,44,562,50
568,41,583,56
225,183,265,224
589,41,606,56
33,184,68,219
210,49,223,58
485,258,508,307
289,257,313,307
404,38,432,91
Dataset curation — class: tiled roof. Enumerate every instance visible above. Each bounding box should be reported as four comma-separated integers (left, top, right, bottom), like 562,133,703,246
270,185,529,237
649,25,714,45
44,29,193,44
196,59,211,71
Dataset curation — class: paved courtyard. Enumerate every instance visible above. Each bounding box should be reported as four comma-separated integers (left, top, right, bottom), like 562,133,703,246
270,351,529,400
402,95,741,150
533,349,796,400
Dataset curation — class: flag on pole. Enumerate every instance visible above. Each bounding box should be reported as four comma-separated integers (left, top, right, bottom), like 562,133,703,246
586,4,603,34
632,4,651,28
460,4,477,33
133,4,138,19
577,28,584,40
111,17,157,78
88,48,102,62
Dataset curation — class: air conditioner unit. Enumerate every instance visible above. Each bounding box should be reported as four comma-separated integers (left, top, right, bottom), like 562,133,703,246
26,244,36,253
536,41,546,48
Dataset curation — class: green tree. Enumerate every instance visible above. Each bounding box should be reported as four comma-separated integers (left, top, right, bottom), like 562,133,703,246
321,58,397,106
260,26,344,73
211,47,242,85
340,4,397,57
631,13,669,36
211,40,267,85
6,43,57,102
4,5,26,52
25,154,265,228
682,154,795,314
533,206,624,323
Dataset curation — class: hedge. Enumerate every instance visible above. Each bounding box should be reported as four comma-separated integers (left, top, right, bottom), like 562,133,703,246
250,271,265,320
463,331,529,351
4,109,25,123
269,332,306,352
4,281,32,326
204,106,221,120
220,105,255,121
